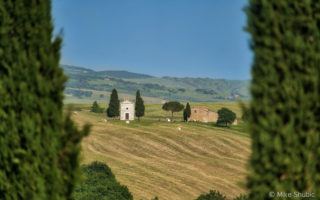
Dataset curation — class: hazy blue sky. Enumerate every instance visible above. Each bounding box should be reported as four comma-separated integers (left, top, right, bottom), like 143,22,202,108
52,0,252,79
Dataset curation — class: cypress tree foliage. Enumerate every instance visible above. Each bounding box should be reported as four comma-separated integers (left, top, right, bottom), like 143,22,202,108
241,107,249,123
107,89,120,118
135,90,145,121
91,101,103,113
0,0,90,199
183,109,188,122
246,1,320,199
185,102,191,120
183,102,191,122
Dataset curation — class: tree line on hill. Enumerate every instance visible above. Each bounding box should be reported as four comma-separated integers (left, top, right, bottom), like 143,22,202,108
93,94,237,127
1,0,319,200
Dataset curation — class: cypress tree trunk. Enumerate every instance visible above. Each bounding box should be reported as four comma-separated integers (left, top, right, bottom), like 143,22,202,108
0,1,89,199
246,1,320,199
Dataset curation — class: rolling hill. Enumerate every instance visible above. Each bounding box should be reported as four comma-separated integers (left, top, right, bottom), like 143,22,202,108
62,65,250,103
70,103,250,200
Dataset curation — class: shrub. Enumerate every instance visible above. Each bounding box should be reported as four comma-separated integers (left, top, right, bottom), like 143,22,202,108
233,194,248,200
73,162,133,200
195,190,226,200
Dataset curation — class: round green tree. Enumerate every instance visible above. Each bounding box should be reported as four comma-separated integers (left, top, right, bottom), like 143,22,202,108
135,90,145,121
246,0,320,199
216,108,236,127
107,89,120,118
162,101,184,120
0,1,89,199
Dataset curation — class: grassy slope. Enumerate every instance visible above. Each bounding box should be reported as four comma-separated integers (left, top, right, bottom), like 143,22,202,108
71,102,250,200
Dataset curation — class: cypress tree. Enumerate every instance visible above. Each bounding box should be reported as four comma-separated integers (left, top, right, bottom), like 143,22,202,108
135,90,145,121
107,89,120,118
0,1,90,199
185,102,191,120
183,109,187,122
91,101,102,113
246,1,320,199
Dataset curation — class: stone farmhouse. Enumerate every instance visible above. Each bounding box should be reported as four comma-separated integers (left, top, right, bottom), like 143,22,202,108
120,100,135,121
189,106,238,125
188,106,218,123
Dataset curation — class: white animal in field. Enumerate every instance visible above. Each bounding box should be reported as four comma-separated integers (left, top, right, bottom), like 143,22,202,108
177,127,182,131
126,120,130,124
99,118,107,123
167,118,171,122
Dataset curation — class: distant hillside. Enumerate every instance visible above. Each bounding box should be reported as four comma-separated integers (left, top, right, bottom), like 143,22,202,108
62,65,250,102
62,65,153,79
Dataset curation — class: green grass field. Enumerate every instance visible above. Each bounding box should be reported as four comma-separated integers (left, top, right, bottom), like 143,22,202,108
70,102,251,200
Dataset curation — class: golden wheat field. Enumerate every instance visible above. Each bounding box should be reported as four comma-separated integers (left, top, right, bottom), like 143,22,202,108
71,103,251,200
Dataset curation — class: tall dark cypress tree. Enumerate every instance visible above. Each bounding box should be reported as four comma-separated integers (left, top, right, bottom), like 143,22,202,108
185,102,191,119
107,89,120,118
246,1,320,199
0,1,89,199
183,103,191,122
91,101,102,113
135,90,145,121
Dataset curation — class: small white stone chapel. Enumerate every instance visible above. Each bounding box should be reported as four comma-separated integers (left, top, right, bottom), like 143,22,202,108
120,100,135,121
